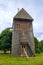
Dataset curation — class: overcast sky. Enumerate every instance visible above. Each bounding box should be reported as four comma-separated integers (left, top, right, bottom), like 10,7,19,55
0,0,43,41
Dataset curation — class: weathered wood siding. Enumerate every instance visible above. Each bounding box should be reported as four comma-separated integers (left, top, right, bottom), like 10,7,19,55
12,19,35,56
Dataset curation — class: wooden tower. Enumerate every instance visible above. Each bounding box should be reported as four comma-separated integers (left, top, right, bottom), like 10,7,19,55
12,8,35,57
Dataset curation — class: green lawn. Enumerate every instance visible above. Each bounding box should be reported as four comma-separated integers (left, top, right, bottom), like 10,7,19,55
0,53,43,65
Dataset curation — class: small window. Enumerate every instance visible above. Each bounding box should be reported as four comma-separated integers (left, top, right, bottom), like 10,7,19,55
17,24,20,28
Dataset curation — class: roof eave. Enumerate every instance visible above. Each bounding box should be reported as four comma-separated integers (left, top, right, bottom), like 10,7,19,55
14,18,33,22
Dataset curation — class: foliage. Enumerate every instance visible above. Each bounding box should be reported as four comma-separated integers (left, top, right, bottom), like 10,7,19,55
0,28,12,53
39,40,43,52
34,37,41,53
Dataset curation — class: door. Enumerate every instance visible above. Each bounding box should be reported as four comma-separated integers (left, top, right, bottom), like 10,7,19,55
20,42,29,57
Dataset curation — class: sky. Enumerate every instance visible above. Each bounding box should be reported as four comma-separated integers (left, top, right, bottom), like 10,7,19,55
0,0,43,41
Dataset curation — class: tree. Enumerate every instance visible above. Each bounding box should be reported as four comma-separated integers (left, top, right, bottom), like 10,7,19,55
40,40,43,52
0,28,12,53
34,37,41,53
0,34,2,50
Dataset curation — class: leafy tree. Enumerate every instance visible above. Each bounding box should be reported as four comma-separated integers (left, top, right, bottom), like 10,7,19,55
0,28,12,53
0,34,2,50
34,37,41,53
40,40,43,52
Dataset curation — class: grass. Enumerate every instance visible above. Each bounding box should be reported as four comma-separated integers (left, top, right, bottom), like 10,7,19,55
0,53,43,65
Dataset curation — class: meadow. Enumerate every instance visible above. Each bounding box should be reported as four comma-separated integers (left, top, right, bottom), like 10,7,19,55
0,53,43,65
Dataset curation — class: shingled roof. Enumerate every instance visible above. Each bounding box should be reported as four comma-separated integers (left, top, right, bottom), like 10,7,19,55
14,8,33,21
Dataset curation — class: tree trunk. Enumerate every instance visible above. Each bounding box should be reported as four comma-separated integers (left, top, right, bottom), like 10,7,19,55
4,50,6,54
10,49,11,54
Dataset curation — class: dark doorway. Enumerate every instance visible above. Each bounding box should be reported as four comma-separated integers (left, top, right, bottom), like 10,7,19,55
20,42,28,57
20,42,33,57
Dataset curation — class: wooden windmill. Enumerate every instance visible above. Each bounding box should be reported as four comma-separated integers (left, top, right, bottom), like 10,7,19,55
12,8,35,57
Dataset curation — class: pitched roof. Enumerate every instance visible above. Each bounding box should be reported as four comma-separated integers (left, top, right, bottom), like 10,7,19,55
14,8,33,21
